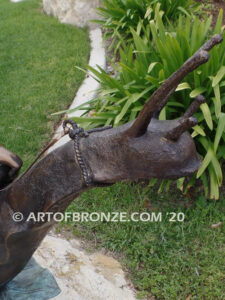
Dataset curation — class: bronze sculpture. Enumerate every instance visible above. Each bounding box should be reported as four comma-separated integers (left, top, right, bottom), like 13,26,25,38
0,34,223,288
0,145,23,190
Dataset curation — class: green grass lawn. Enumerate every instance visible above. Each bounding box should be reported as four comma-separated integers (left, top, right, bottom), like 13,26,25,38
60,183,225,299
0,0,90,170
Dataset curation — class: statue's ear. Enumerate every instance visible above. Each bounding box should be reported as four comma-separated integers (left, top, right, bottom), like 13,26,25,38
0,145,23,188
0,145,23,173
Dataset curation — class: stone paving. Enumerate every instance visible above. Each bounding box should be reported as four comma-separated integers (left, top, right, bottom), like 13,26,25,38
34,234,137,300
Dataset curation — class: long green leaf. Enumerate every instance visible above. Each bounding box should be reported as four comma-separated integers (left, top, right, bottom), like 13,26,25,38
197,148,214,178
211,154,223,186
212,66,225,87
208,164,219,200
214,113,225,153
175,82,191,91
189,87,207,98
200,103,213,130
192,125,206,137
213,84,221,117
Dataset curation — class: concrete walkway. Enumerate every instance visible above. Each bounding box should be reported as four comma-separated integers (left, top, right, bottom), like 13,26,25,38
34,233,137,300
48,27,106,152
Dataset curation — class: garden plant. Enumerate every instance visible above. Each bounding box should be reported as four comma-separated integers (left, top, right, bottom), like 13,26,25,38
68,8,225,200
58,1,225,299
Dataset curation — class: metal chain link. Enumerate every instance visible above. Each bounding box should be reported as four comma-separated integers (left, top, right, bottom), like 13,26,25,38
63,119,112,186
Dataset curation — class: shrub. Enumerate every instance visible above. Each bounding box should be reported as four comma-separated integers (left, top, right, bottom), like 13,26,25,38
69,10,225,199
95,0,200,53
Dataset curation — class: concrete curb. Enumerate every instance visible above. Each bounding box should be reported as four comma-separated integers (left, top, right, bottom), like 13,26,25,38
11,0,25,2
48,27,106,152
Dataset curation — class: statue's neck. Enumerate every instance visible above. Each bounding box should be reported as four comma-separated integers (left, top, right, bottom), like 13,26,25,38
3,141,87,220
0,124,131,220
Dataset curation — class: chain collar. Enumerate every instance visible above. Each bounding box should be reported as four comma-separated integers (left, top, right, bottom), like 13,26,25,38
63,119,112,186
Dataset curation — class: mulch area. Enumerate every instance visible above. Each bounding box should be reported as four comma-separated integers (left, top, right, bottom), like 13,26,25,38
196,0,225,26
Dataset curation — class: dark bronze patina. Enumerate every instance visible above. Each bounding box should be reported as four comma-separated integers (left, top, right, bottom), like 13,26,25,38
0,35,223,287
0,145,23,189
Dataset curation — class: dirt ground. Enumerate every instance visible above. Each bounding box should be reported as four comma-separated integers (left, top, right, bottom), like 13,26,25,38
196,0,225,26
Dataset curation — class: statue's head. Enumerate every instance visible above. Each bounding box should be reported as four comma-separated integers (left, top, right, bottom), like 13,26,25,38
80,34,223,184
80,105,202,184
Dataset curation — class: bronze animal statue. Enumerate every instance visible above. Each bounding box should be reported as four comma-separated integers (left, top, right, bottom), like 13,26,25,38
0,34,223,288
0,145,23,190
